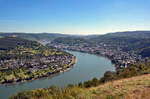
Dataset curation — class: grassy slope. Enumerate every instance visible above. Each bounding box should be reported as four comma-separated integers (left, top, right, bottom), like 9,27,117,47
88,74,150,99
11,74,150,99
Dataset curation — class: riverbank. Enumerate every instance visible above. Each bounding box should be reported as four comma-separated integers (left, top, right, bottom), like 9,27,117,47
10,54,150,99
11,74,150,99
60,56,77,73
0,56,77,85
67,49,117,68
0,50,114,99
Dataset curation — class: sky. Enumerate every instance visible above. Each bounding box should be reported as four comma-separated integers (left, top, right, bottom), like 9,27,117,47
0,0,150,35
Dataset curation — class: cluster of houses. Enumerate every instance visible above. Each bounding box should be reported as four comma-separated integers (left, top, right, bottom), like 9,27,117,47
49,42,146,68
0,54,74,71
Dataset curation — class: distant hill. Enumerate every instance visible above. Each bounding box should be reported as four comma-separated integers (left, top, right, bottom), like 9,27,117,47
0,37,41,50
52,37,89,45
52,31,150,44
106,31,150,38
86,31,150,38
1,31,150,42
0,32,70,42
1,31,150,56
50,31,150,57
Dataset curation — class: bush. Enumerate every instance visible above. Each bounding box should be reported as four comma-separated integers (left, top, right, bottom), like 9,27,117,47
100,71,116,83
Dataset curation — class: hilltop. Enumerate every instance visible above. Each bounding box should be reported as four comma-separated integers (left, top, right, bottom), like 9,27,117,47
0,32,70,42
105,31,150,38
1,31,150,42
0,36,42,50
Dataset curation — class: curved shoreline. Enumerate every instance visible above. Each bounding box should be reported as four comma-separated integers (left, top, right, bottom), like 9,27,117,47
0,49,114,85
0,50,115,99
0,56,77,85
66,49,117,68
60,56,77,73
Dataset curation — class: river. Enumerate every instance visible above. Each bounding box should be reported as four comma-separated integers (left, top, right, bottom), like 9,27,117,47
0,51,115,99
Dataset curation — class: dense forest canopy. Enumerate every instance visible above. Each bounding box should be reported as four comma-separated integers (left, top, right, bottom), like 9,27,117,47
0,32,70,42
0,37,41,50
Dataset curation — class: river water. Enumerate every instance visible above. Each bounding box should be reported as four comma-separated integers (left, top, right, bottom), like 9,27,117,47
0,51,115,99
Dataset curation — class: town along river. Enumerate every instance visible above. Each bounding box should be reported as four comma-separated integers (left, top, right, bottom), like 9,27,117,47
0,51,115,99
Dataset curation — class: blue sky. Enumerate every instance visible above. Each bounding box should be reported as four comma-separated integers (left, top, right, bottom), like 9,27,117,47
0,0,150,35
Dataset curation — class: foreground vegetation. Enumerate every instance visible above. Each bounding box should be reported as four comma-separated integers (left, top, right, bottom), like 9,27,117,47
10,61,150,99
11,74,150,99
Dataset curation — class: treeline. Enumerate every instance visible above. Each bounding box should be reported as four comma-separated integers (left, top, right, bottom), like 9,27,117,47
0,37,42,51
52,37,89,46
0,67,58,84
10,61,150,99
78,62,150,88
0,37,65,60
52,34,150,57
0,32,69,42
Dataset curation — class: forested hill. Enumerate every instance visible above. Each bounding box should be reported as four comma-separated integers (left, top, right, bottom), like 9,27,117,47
1,31,150,42
86,31,150,38
52,37,89,45
1,31,150,57
52,31,150,44
104,31,150,38
51,31,150,57
0,37,42,50
0,32,70,42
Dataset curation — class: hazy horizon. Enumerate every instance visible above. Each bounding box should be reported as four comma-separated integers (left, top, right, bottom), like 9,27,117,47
0,0,150,35
1,30,150,36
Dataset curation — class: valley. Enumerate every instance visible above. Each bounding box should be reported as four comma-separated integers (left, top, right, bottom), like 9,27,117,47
0,31,150,99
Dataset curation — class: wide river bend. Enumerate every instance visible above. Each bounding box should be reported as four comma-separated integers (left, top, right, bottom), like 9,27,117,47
0,51,115,99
